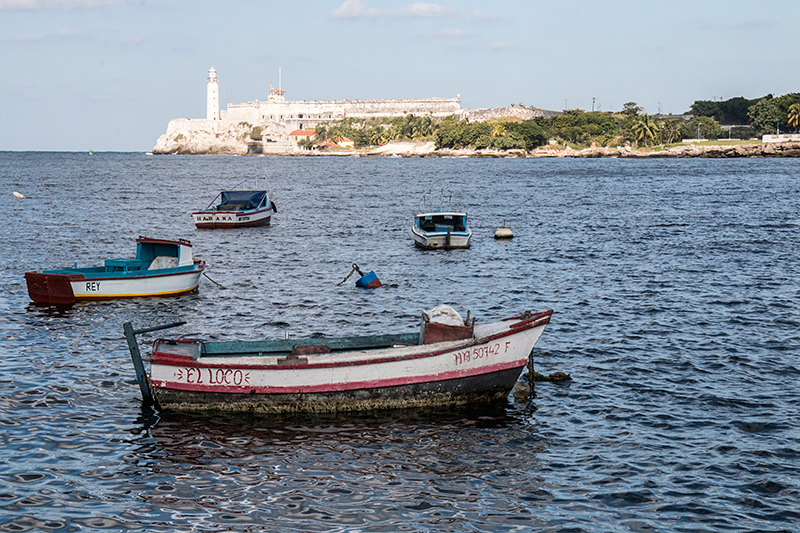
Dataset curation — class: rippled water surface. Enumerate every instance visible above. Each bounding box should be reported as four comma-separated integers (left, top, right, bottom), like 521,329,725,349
1,152,798,532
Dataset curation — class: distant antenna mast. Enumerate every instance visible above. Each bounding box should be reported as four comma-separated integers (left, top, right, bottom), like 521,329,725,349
279,67,282,93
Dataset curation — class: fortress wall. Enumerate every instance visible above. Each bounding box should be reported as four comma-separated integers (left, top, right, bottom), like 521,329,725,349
252,97,462,122
214,96,465,135
343,98,461,117
225,105,261,124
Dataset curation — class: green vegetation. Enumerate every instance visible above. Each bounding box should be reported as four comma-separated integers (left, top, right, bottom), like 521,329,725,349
434,117,547,150
296,92,800,153
310,114,435,149
693,93,800,136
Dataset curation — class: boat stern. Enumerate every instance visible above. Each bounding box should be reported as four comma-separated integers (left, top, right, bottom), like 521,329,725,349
25,272,80,305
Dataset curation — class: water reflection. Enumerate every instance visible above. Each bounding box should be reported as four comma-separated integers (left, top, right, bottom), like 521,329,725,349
126,405,550,532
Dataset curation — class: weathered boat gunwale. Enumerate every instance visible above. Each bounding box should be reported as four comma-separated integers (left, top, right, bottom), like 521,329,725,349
153,311,552,371
40,264,201,279
199,332,421,357
188,310,551,359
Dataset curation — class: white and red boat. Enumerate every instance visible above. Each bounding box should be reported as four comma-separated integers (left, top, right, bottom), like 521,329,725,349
123,305,553,413
192,181,276,229
25,236,205,305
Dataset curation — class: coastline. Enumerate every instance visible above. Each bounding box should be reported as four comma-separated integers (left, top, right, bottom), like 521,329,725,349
150,138,800,158
282,140,800,159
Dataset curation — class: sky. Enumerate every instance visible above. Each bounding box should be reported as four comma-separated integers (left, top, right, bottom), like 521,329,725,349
2,0,799,151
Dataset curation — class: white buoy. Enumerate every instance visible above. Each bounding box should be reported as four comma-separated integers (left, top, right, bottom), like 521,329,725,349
13,191,25,199
494,219,513,239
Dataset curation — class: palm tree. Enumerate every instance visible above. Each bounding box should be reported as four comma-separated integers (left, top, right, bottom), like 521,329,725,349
492,123,507,138
412,116,433,140
368,126,387,146
788,103,800,132
631,114,659,147
314,124,328,144
328,128,343,144
658,120,681,145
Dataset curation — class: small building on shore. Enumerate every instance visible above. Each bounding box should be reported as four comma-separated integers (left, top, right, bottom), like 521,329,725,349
288,130,316,143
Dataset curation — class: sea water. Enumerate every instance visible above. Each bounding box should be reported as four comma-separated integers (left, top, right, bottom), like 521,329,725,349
0,152,798,532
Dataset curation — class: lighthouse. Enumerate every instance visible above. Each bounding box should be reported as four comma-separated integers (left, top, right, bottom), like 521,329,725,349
207,67,219,120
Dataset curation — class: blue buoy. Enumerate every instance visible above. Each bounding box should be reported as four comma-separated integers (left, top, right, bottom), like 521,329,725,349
355,269,382,288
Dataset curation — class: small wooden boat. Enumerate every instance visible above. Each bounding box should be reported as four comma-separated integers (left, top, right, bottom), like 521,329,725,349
123,305,553,413
25,236,205,305
412,189,472,249
192,179,276,229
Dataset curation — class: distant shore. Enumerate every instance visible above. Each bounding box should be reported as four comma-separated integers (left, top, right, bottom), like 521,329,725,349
151,139,800,158
306,140,800,159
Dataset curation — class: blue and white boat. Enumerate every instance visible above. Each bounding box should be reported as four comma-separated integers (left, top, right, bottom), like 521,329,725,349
412,190,472,249
25,236,205,305
192,179,276,229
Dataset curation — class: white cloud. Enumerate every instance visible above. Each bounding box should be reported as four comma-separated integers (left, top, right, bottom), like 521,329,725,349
331,1,456,20
330,0,382,19
489,42,513,50
0,0,117,9
1,28,84,42
394,2,455,18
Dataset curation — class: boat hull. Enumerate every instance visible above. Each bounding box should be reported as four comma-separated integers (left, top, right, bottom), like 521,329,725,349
412,211,472,249
154,366,524,412
192,207,273,229
148,311,551,412
25,269,203,305
412,229,472,249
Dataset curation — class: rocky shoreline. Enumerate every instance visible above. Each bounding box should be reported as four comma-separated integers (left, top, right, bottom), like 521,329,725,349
152,138,800,158
355,141,800,158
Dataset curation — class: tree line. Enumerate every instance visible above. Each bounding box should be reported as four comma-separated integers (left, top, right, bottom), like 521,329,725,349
298,92,800,152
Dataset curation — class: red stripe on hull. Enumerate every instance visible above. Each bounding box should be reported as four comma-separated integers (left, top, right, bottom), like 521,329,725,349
194,218,271,229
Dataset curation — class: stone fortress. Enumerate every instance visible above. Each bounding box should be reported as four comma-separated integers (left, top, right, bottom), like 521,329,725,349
152,68,557,155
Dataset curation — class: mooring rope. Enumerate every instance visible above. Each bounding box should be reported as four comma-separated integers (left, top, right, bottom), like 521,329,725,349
203,271,228,289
